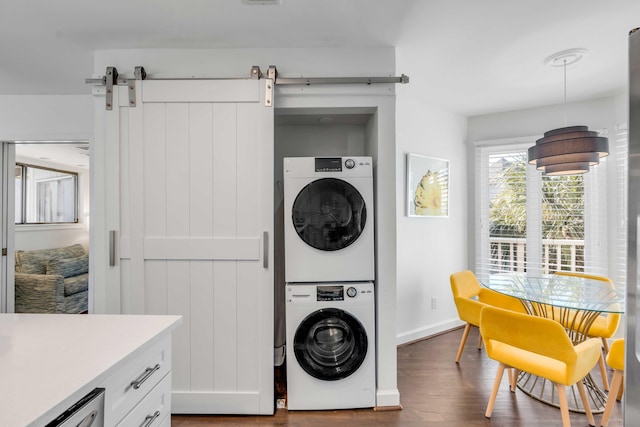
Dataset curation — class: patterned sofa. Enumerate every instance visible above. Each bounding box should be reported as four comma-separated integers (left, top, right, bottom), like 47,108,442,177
14,244,89,314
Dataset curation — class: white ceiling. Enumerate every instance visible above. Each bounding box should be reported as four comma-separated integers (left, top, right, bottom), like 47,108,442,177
15,143,90,170
1,0,639,117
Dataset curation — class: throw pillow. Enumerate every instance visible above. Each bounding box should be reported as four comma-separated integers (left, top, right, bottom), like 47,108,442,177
46,254,89,278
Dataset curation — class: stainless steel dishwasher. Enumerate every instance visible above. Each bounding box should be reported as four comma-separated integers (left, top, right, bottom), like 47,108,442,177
45,388,105,427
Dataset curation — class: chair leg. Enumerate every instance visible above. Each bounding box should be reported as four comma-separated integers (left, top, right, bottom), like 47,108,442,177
456,323,472,363
601,370,624,427
556,383,571,427
602,337,610,355
617,379,624,401
510,369,519,392
485,363,506,418
576,379,595,426
477,333,483,350
598,352,610,391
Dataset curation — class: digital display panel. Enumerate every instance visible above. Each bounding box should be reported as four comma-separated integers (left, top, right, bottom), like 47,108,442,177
315,157,342,172
317,285,344,301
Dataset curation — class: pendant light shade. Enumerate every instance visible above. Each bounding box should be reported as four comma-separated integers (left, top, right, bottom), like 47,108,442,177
527,125,609,175
528,49,610,176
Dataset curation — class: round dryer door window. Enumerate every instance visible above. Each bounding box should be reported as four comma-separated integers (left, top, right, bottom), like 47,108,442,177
292,178,367,251
293,308,368,381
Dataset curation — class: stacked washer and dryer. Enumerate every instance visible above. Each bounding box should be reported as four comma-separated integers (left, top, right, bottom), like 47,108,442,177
283,156,376,410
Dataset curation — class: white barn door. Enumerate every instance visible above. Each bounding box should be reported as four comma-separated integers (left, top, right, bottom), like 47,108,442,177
119,79,274,414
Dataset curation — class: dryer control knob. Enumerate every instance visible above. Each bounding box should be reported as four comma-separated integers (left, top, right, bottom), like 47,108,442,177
346,286,358,298
345,159,355,169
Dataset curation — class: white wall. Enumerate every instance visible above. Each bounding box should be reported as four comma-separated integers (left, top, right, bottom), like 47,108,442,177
394,92,469,344
94,47,395,82
0,95,93,141
467,95,620,142
394,34,470,344
14,223,89,252
392,0,474,344
93,47,401,407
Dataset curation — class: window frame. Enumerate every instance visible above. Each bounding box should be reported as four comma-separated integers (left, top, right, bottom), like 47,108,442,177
15,162,79,225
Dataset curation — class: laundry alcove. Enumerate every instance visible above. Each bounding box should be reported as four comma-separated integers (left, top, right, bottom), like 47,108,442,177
273,106,376,365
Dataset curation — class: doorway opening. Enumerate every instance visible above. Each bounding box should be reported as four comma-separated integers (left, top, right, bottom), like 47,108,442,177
7,141,90,314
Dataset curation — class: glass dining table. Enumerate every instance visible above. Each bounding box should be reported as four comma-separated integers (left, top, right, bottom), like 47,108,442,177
479,272,625,414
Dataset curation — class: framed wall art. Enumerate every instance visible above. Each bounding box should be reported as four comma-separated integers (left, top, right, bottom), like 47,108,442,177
406,153,449,218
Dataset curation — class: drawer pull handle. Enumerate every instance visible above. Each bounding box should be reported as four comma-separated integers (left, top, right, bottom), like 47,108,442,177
140,410,161,427
78,410,98,427
263,231,269,269
109,230,117,266
131,364,160,390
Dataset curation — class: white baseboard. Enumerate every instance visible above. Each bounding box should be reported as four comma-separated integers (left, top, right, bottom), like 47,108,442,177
396,319,464,346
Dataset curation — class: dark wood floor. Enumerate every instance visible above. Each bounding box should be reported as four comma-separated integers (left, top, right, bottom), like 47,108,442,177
172,326,623,426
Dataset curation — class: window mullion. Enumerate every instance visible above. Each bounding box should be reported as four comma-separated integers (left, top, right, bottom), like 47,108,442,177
21,165,27,224
526,163,543,275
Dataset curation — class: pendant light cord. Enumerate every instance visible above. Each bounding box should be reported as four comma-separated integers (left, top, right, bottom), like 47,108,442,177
563,58,567,127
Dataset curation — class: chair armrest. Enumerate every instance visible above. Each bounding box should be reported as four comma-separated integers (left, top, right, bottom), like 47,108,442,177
456,289,526,326
455,297,486,325
570,337,603,383
14,272,64,313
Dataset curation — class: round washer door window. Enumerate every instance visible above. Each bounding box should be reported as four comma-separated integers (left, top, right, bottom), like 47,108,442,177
292,178,367,251
293,308,368,381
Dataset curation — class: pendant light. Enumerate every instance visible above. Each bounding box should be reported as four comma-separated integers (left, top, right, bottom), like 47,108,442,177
527,49,609,176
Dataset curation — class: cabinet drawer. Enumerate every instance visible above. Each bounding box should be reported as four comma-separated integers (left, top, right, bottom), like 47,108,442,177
117,372,171,427
102,335,171,425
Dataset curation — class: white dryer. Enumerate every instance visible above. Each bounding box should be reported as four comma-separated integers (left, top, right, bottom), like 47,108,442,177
284,157,375,283
285,282,376,410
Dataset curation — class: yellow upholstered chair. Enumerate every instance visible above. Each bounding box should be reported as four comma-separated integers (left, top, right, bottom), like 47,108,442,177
554,271,621,390
480,305,602,427
601,338,624,427
450,270,525,363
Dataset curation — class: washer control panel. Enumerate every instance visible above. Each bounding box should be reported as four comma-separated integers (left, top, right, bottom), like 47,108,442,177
313,157,371,172
286,283,374,304
315,285,372,301
316,285,344,301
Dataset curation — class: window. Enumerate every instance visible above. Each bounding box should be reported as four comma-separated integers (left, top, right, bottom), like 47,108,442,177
475,132,626,291
540,173,585,272
485,150,529,272
15,163,78,224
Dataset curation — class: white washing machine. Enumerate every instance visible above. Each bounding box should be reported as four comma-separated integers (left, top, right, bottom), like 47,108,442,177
285,282,376,410
284,156,375,283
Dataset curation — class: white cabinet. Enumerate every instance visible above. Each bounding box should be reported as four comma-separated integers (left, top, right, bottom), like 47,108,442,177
102,335,172,426
0,314,181,427
116,373,172,427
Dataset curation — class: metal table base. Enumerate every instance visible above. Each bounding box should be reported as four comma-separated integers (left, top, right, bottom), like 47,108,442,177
516,371,607,414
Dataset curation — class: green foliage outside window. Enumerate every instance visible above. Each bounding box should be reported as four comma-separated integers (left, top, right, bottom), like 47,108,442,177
488,152,584,272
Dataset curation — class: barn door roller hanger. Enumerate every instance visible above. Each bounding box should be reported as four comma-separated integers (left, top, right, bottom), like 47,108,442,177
86,65,409,110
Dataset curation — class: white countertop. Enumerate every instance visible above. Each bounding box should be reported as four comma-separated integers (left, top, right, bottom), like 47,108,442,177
0,313,182,427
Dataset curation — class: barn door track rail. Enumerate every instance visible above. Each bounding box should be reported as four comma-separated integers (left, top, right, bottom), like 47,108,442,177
86,65,410,110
